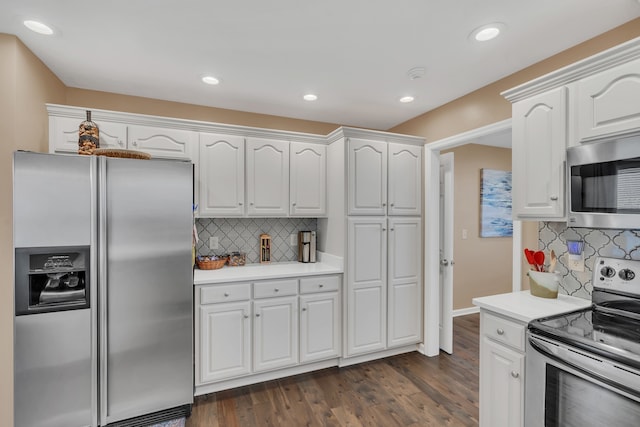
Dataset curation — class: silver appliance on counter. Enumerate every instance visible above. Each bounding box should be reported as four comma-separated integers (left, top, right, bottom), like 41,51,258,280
567,133,640,229
13,151,193,427
526,257,640,427
298,230,316,263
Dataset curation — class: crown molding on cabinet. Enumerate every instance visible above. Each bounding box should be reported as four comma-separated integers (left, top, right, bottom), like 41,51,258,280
326,126,425,146
46,104,328,144
502,36,640,102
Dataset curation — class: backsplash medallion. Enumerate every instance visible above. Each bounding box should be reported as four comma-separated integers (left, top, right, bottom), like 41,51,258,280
539,222,640,299
196,218,317,264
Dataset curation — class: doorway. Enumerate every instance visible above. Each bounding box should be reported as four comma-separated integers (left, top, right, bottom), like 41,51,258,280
422,119,522,356
439,152,454,354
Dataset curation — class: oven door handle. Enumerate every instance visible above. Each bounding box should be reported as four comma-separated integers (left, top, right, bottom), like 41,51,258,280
529,335,640,400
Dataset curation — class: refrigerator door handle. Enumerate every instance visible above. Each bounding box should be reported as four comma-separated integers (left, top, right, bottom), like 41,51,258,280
98,156,109,425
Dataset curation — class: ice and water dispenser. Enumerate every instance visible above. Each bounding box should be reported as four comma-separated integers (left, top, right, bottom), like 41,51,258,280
15,246,90,315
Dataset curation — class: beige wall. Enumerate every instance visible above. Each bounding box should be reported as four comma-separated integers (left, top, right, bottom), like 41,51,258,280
443,145,514,309
0,33,67,427
65,88,340,135
391,18,640,140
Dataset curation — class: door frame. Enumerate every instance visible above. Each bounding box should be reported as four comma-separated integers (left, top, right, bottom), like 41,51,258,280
421,119,521,356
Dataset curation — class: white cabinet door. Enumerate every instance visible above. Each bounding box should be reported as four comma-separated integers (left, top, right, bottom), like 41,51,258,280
348,138,388,215
290,142,326,216
577,58,640,142
480,337,524,427
387,218,422,347
347,218,387,356
199,133,245,217
246,138,290,216
50,116,126,153
197,301,251,384
512,87,567,219
253,296,298,372
127,125,197,160
388,143,422,216
299,292,340,363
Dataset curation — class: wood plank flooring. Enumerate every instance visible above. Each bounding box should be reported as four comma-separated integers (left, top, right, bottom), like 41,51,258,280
187,314,479,427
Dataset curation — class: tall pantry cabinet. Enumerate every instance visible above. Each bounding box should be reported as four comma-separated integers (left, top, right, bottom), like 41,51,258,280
322,128,424,363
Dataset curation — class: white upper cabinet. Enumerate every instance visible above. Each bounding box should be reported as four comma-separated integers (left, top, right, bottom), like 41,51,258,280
50,116,126,153
199,133,245,217
127,125,197,160
49,116,196,160
348,139,388,216
388,143,422,216
511,87,567,219
246,138,290,216
290,142,326,216
348,138,422,216
576,57,640,142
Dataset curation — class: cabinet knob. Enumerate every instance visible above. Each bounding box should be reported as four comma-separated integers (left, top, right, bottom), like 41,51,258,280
256,313,261,317
382,228,386,232
292,202,297,206
118,140,124,147
511,371,520,379
382,203,386,207
274,288,279,292
224,292,229,297
250,202,254,206
390,203,394,207
302,307,307,312
390,228,394,231
244,315,249,319
239,202,243,206
550,195,558,201
131,140,138,147
497,328,505,335
319,284,324,288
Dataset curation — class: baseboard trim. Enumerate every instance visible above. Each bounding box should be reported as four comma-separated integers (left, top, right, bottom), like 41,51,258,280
453,306,480,317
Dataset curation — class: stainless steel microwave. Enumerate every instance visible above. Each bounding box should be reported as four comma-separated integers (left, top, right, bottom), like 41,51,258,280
567,134,640,229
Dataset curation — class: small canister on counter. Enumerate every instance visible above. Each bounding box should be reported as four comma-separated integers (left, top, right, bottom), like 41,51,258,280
78,110,99,155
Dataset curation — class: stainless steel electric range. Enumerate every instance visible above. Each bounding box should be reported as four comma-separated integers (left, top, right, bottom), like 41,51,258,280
525,256,640,427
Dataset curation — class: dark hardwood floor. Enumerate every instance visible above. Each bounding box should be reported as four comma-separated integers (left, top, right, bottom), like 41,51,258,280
187,314,479,427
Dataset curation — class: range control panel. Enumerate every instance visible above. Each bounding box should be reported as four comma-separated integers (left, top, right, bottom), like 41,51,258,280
593,257,640,296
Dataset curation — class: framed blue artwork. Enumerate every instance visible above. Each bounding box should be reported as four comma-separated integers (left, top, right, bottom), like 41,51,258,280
480,168,513,237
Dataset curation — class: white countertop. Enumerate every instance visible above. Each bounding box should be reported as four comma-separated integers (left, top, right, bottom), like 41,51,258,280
472,290,592,323
193,252,343,285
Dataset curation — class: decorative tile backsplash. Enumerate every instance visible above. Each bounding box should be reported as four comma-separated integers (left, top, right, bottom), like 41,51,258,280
539,222,640,299
196,218,317,264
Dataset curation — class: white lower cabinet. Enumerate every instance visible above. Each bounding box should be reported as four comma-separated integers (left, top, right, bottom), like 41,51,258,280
198,301,251,384
479,310,525,427
253,296,298,372
195,274,342,394
346,217,421,358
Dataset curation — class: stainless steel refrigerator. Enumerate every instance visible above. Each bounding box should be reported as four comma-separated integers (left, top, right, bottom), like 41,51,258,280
13,151,193,427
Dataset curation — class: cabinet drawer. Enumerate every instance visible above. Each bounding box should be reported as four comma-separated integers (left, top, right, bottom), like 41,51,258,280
253,279,298,299
299,275,340,294
200,283,251,304
483,311,525,351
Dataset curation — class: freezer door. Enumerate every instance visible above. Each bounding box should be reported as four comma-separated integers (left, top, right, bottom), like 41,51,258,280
99,157,193,425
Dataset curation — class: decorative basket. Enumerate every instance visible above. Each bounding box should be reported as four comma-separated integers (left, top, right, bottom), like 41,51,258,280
196,256,227,270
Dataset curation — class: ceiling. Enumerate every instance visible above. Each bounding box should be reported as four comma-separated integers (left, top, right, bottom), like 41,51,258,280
1,1,639,130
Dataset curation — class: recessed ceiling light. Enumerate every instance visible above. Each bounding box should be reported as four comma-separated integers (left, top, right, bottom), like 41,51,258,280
303,94,318,101
23,20,54,35
201,76,220,85
399,96,415,103
470,23,505,42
